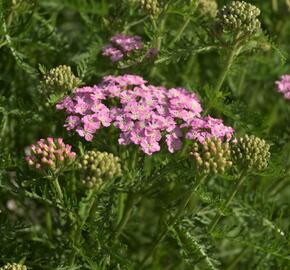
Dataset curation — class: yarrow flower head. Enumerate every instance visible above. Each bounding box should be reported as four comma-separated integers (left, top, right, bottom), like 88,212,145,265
276,74,290,100
191,137,232,175
57,74,234,155
215,1,261,37
231,135,271,171
77,150,122,188
0,263,27,270
102,34,142,62
25,138,76,172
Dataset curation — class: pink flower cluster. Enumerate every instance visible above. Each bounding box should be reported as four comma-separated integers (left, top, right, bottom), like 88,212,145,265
102,34,143,62
57,74,234,155
276,75,290,100
25,138,76,171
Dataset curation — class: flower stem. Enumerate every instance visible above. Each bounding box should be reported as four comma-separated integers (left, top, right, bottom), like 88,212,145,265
205,42,241,114
52,177,63,201
69,189,98,265
112,192,136,242
169,17,191,47
214,45,238,94
141,175,206,267
208,172,247,233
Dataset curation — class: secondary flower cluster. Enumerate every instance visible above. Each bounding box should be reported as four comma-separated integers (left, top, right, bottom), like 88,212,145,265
57,74,234,155
276,74,290,100
216,1,261,36
102,34,143,62
40,65,82,97
77,150,122,188
197,0,218,18
0,263,27,270
191,137,232,175
25,138,76,172
191,135,271,175
231,135,270,171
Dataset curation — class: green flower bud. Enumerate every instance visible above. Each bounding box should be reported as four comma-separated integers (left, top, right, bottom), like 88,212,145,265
134,0,160,15
77,150,122,188
197,0,218,18
191,138,232,175
215,1,261,37
231,135,271,171
0,263,27,270
40,65,82,99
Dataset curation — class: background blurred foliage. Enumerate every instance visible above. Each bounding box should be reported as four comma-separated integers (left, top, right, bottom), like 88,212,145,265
0,0,289,269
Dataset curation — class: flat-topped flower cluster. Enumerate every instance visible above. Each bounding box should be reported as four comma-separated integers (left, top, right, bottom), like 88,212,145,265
57,74,234,155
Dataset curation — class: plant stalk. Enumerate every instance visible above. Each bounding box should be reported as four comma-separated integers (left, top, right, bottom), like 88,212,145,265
141,175,206,267
208,172,247,233
112,192,136,242
69,189,98,265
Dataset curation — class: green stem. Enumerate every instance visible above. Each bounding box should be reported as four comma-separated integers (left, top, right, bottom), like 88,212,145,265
169,17,191,47
112,193,136,242
205,43,241,115
208,172,247,233
45,205,52,238
226,248,247,270
214,45,238,94
141,175,206,267
69,189,98,265
52,177,63,201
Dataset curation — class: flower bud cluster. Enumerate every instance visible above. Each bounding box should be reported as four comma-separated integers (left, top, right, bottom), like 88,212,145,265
41,65,82,96
140,0,160,15
216,1,261,36
25,138,76,172
0,263,27,270
197,0,218,18
77,150,122,188
231,135,270,171
191,137,232,174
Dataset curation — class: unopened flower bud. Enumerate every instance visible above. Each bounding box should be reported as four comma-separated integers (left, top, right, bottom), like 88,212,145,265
25,138,76,174
0,263,27,270
190,137,232,175
40,65,82,102
215,1,261,37
231,135,270,171
77,150,122,188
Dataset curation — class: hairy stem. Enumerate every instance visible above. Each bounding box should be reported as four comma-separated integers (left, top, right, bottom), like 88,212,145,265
141,175,206,267
208,172,247,233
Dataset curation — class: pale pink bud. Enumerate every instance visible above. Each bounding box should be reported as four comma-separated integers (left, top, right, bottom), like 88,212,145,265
36,148,42,154
57,138,64,146
68,152,76,159
47,137,54,145
59,156,65,161
31,145,36,152
47,160,55,167
35,163,41,169
28,160,34,166
49,153,55,160
49,146,55,153
43,144,49,151
41,157,48,163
